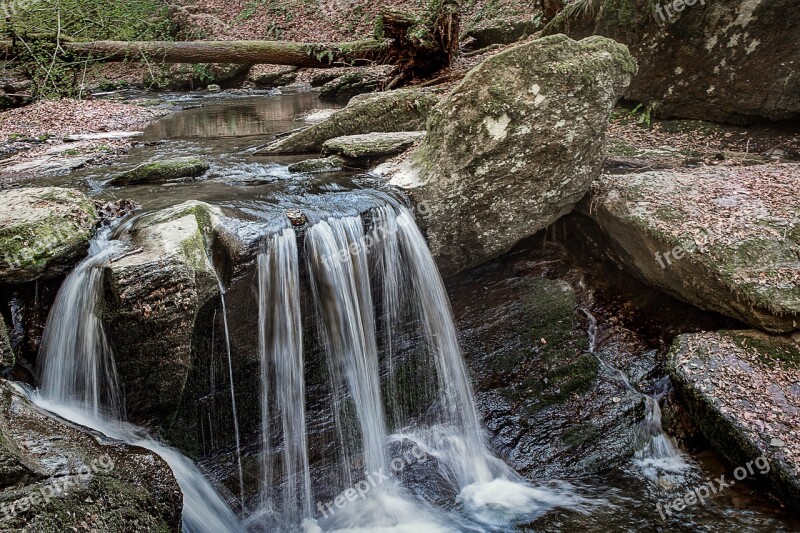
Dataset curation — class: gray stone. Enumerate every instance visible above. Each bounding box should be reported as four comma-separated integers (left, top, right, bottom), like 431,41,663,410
255,88,439,155
0,187,97,283
322,131,425,160
386,34,635,275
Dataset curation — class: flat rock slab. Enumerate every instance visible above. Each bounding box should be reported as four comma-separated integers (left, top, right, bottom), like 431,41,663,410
254,88,438,155
0,187,97,282
109,157,209,186
322,131,426,160
581,163,800,333
669,330,800,503
287,155,346,173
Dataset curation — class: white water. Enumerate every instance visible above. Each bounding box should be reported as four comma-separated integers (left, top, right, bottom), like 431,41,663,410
38,230,123,418
258,227,312,522
33,233,245,533
580,309,690,481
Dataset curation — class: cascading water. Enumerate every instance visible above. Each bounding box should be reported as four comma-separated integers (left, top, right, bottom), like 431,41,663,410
581,308,689,481
32,231,245,533
257,227,312,524
38,229,123,418
255,202,592,531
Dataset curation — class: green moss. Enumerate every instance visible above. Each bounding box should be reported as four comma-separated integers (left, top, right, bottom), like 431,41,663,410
562,422,600,447
723,330,800,368
110,158,209,186
606,138,638,156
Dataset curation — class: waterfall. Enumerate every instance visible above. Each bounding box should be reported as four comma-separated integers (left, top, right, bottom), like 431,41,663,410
306,216,389,478
258,227,312,522
33,232,245,533
38,230,123,418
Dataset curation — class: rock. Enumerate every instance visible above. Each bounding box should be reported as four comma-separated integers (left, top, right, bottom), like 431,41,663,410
206,84,222,92
0,188,98,283
110,157,210,186
668,330,800,504
287,155,347,173
462,18,541,50
248,65,298,87
5,155,93,175
322,131,425,161
0,380,181,530
387,34,635,275
103,202,220,425
318,71,380,101
543,0,800,123
255,88,438,155
146,63,251,91
579,164,799,333
0,315,12,371
454,273,645,477
0,76,32,109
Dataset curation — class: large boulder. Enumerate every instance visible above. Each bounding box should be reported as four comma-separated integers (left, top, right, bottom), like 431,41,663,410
0,188,97,283
103,202,220,425
544,0,800,123
669,330,800,503
255,88,439,155
0,380,181,530
580,163,799,333
386,34,636,274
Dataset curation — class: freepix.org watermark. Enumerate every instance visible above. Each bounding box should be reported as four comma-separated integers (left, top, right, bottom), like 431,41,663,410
655,0,705,23
316,445,428,519
656,455,770,519
0,453,115,519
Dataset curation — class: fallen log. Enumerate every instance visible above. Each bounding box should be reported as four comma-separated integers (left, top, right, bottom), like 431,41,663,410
1,0,460,86
63,39,390,67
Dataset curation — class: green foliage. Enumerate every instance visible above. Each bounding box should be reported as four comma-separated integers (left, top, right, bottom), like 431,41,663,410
3,0,175,99
630,102,652,127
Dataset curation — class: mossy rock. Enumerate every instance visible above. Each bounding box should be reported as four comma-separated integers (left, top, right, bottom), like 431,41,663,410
255,88,439,155
0,315,13,371
0,187,97,283
0,381,181,530
322,131,426,161
669,330,800,504
103,201,220,426
110,158,210,186
287,155,347,173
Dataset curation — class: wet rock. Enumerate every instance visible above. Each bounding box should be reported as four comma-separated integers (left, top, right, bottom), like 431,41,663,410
0,315,12,371
544,0,800,123
0,380,181,530
287,155,346,173
206,84,222,92
455,274,644,477
322,131,425,162
255,88,438,155
103,202,219,425
0,187,98,283
286,209,307,226
386,34,635,275
669,330,800,503
318,71,380,102
109,157,210,186
580,164,799,333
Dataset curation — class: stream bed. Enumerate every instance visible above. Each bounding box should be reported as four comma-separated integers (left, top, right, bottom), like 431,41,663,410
19,88,800,532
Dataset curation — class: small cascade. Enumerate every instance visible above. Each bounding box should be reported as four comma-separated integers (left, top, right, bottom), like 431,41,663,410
33,232,244,533
257,227,312,523
580,309,689,480
38,229,123,418
211,270,245,507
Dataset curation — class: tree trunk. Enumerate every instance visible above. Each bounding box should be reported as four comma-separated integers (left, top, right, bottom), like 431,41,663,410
64,39,389,67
